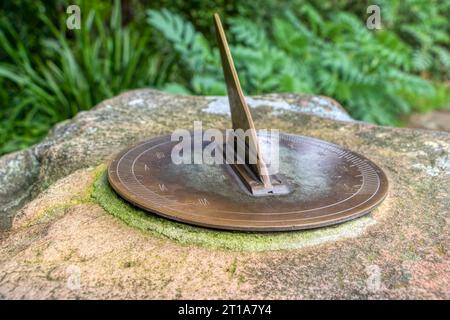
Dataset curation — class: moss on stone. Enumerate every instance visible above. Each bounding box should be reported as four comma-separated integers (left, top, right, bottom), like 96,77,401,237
91,168,375,251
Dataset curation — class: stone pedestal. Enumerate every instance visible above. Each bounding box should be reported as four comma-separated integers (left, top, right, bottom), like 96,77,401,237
0,90,448,299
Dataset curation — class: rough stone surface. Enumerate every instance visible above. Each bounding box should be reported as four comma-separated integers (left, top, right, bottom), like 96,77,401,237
0,150,40,230
0,89,449,299
407,109,450,132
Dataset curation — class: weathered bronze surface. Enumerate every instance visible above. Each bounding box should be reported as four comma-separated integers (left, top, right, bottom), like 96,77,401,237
108,14,389,232
108,133,388,231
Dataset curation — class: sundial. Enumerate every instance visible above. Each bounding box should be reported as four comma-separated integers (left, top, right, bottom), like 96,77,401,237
108,14,388,232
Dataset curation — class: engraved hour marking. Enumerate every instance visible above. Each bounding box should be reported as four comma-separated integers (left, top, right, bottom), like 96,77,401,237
198,198,209,207
158,184,168,192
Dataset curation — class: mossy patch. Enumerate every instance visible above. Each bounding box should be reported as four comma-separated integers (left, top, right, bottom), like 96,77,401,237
91,169,375,251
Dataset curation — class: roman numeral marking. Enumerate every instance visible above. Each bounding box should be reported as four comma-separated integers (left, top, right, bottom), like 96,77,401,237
159,184,168,192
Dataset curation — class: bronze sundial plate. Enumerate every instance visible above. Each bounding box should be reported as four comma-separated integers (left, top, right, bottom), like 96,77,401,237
108,14,388,232
108,133,388,232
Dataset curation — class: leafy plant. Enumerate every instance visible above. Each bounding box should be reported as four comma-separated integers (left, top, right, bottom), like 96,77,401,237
147,7,443,124
376,0,450,80
0,0,159,154
1,0,449,155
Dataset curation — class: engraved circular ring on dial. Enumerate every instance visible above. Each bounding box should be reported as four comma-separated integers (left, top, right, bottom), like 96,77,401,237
108,133,388,231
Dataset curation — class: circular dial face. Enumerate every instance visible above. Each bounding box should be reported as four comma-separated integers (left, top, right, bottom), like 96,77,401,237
108,133,388,231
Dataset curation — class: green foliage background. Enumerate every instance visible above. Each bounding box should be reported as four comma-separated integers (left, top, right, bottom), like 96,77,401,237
1,0,449,155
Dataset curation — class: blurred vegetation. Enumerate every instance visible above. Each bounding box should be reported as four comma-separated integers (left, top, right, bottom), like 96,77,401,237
0,0,449,155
